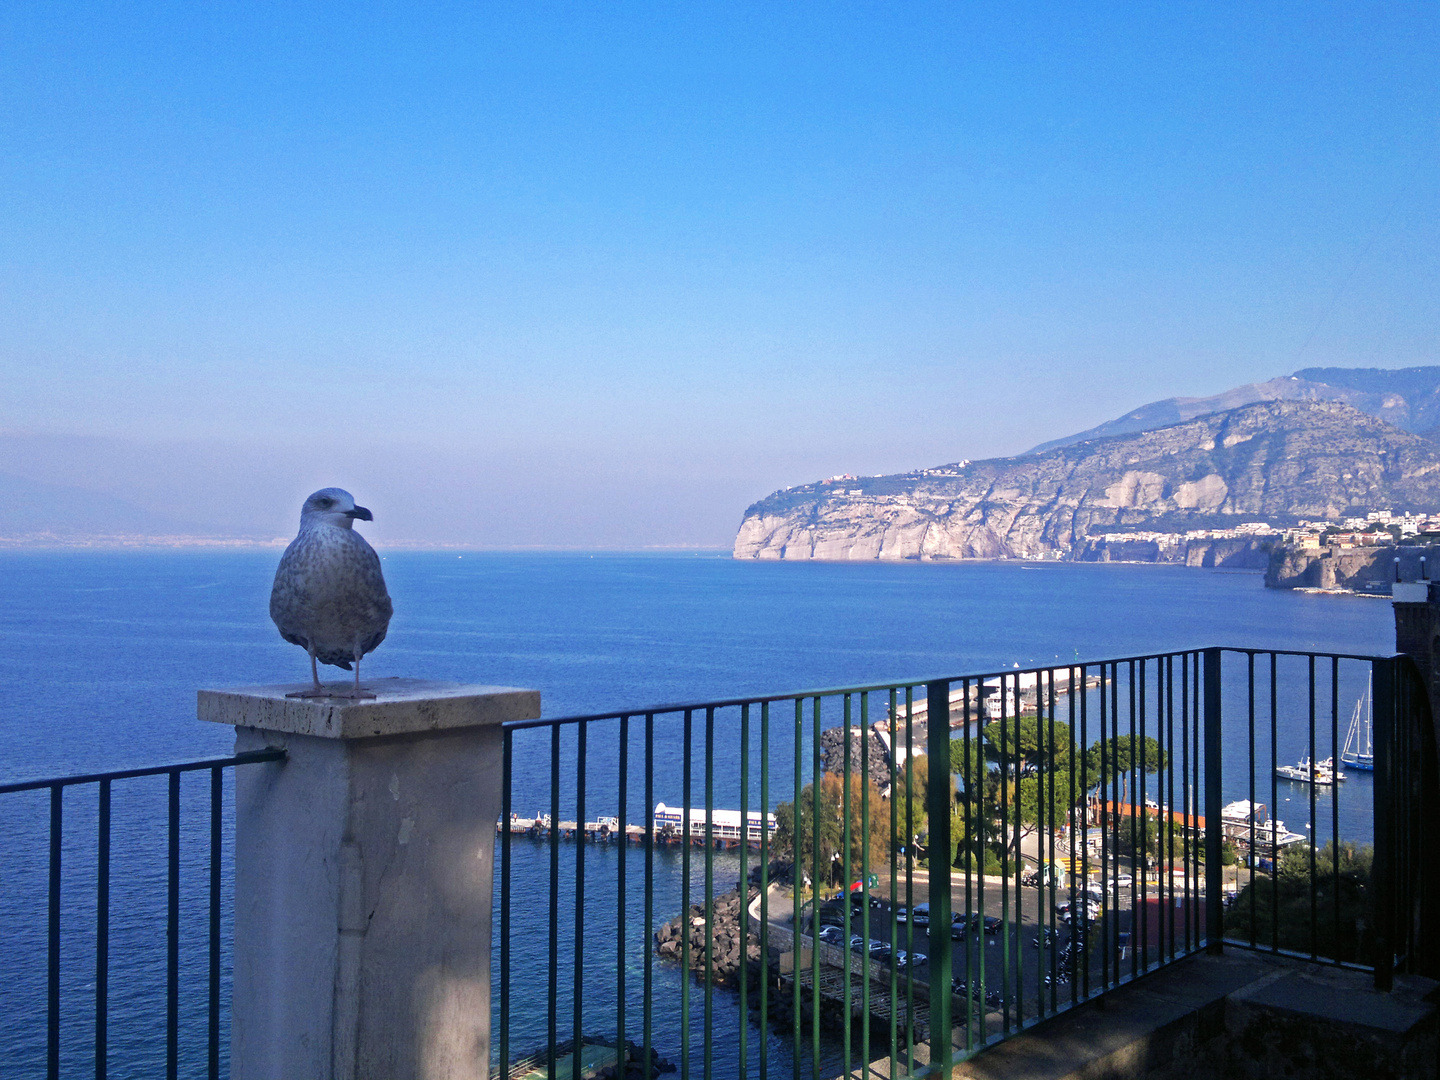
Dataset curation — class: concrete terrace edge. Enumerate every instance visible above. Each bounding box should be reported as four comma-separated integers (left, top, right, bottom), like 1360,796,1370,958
197,677,541,738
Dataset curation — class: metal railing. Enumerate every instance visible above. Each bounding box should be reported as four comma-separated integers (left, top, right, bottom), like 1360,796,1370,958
0,648,1433,1080
0,748,285,1080
496,648,1437,1080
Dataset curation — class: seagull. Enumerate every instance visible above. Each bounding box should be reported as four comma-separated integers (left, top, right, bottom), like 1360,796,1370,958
270,488,393,699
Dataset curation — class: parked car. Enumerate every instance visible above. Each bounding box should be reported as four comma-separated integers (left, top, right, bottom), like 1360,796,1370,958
893,950,909,968
850,935,867,952
908,951,927,968
818,925,844,945
894,907,908,924
910,903,931,926
868,940,890,957
1113,872,1134,889
982,916,1003,936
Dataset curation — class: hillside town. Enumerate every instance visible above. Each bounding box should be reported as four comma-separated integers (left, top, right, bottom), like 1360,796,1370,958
1090,508,1440,553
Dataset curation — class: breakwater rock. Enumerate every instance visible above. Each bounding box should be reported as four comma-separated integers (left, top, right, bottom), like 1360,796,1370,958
819,725,890,781
655,885,763,985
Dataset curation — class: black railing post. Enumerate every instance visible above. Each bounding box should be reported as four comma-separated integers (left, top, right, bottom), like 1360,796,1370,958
1372,656,1396,991
926,679,953,1072
1203,648,1223,954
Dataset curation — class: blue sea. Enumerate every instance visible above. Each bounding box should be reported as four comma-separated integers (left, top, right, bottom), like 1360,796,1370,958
0,552,1397,1078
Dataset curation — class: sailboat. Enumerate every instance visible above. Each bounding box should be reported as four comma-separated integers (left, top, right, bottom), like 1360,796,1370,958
1341,674,1374,771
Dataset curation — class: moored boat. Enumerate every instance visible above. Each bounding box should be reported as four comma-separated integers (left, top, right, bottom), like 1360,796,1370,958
1341,675,1375,771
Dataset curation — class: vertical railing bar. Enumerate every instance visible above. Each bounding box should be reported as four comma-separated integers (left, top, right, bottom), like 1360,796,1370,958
208,766,222,1080
1247,654,1257,949
1055,668,1068,1005
1129,659,1139,983
500,730,513,1080
739,706,749,1080
926,678,952,1072
792,699,802,1080
1098,665,1109,991
842,693,853,1080
1331,657,1341,965
1012,674,1023,1027
704,706,715,1080
47,783,62,1080
167,770,180,1080
998,675,1010,1034
1308,655,1318,959
549,726,561,1080
617,716,629,1069
888,689,899,1080
1157,657,1166,964
1203,649,1223,955
1138,659,1148,976
574,723,588,1069
682,709,693,1080
1078,665,1089,1002
1269,654,1279,953
810,696,821,1080
1180,653,1190,957
973,677,986,1048
759,702,771,1080
97,776,111,1080
1112,663,1121,981
1194,654,1203,951
960,677,973,1051
904,686,915,1064
859,691,871,1077
645,713,656,1078
1040,669,1052,1018
1164,657,1173,964
1371,658,1395,991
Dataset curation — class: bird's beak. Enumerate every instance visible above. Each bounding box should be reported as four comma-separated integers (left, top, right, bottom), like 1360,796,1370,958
347,506,374,522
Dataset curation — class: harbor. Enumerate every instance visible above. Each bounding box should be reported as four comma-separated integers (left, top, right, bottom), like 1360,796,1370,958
499,803,779,848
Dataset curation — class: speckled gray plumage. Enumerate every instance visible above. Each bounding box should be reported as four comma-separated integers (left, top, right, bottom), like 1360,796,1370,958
270,490,392,671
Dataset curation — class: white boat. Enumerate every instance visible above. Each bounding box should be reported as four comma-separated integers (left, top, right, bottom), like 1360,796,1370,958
1341,675,1375,771
1274,755,1344,785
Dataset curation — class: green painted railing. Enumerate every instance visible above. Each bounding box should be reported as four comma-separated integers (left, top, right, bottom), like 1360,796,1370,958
496,648,1434,1080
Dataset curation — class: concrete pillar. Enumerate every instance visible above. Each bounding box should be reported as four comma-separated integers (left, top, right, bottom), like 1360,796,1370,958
1393,580,1437,717
199,678,541,1080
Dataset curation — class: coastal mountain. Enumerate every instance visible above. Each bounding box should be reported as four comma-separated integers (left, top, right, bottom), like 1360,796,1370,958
733,400,1440,561
1028,366,1440,454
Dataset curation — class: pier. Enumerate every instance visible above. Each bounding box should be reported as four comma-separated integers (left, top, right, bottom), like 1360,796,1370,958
498,802,778,849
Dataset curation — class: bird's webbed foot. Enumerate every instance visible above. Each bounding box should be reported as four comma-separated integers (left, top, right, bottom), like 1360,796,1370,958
284,686,376,700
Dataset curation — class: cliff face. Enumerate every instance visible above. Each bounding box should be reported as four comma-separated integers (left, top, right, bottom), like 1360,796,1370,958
734,401,1440,562
1074,536,1273,569
1265,544,1440,592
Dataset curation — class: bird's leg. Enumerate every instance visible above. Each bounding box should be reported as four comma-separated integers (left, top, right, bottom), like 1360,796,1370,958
337,641,376,700
286,644,339,699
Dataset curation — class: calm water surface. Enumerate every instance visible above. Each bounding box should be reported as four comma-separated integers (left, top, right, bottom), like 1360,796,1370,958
0,552,1397,1077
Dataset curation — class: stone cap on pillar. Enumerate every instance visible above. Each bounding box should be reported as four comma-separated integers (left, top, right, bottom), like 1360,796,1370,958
198,678,541,739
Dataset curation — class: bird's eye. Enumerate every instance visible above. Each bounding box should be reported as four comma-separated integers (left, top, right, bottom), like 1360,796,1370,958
318,498,333,507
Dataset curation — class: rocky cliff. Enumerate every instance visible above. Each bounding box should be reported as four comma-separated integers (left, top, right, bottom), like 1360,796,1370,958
734,401,1440,562
1266,543,1440,592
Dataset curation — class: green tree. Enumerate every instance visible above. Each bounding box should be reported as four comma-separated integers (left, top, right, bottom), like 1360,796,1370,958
1225,842,1373,963
1084,735,1170,804
774,772,893,884
981,717,1077,775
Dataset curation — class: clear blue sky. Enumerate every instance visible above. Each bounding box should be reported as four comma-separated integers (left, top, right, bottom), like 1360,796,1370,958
1,4,1436,545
